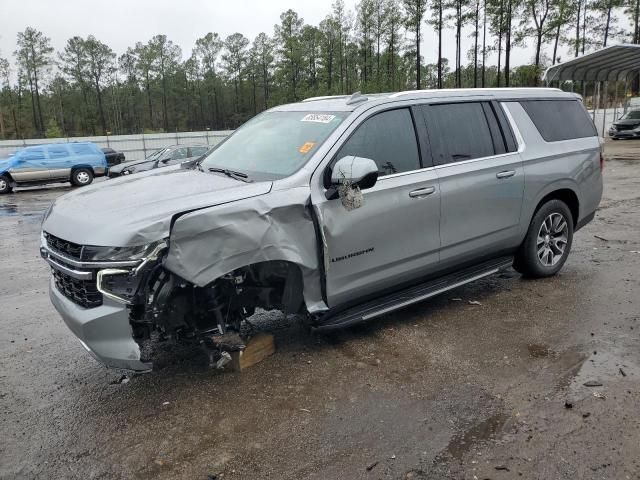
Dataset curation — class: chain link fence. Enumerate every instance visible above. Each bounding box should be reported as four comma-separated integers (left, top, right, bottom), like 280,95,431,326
0,130,233,161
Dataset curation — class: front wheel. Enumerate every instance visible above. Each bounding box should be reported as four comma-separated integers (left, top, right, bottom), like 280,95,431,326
72,168,93,187
513,199,574,278
0,175,12,194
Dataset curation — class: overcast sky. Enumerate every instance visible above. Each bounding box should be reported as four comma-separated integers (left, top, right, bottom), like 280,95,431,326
0,0,586,77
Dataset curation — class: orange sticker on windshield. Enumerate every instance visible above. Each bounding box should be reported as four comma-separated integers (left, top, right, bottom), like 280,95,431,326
299,142,316,154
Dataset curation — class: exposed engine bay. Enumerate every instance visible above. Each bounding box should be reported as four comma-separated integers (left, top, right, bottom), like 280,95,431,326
104,252,305,365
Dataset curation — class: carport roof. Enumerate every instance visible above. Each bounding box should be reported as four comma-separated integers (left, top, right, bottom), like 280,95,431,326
544,44,640,82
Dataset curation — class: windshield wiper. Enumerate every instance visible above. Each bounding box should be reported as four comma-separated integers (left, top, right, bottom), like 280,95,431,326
208,167,251,182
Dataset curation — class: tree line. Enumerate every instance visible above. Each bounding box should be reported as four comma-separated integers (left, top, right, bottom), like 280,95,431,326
0,0,638,139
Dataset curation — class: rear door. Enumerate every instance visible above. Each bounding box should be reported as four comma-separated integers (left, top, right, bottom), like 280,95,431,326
420,100,524,267
46,144,73,179
313,106,441,308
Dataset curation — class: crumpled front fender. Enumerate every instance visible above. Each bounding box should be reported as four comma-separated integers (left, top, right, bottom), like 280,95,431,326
164,187,327,313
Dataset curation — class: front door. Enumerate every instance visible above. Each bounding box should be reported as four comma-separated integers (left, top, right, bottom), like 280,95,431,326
421,101,525,267
313,107,441,308
9,147,50,182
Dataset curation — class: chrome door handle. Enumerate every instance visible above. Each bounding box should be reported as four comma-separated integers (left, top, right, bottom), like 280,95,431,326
409,186,436,198
496,170,516,179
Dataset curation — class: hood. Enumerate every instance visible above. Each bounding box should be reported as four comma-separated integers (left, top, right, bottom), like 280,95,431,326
109,158,155,173
0,156,20,173
42,166,273,246
613,118,640,126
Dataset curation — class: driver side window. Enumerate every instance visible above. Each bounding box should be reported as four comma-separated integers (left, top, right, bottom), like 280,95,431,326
170,147,188,161
22,147,46,161
335,108,420,176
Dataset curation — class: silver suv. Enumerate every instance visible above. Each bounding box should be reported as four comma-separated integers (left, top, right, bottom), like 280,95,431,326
40,88,604,371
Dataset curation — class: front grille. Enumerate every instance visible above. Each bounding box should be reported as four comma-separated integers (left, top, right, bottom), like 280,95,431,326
615,124,635,131
52,269,103,309
44,233,103,308
45,233,83,260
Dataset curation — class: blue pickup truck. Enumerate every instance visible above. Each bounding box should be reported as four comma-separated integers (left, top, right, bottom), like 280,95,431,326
0,142,108,194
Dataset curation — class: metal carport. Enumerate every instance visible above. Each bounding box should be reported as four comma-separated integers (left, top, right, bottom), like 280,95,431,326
544,44,640,136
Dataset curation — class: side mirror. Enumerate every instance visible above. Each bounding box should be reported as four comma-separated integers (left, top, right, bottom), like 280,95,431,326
331,155,379,189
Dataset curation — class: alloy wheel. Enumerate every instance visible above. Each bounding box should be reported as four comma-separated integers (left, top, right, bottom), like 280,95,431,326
536,212,569,267
76,171,90,184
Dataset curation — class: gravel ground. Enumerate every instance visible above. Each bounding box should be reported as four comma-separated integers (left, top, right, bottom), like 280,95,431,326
1,142,639,479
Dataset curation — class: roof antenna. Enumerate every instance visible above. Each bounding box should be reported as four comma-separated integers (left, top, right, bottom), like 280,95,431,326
346,91,368,105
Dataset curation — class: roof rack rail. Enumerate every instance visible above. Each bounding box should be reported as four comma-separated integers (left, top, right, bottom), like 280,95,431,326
302,95,350,102
346,91,368,105
389,87,563,98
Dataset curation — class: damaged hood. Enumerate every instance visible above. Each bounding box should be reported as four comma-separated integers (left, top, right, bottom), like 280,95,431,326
108,158,155,172
42,167,272,246
0,156,19,174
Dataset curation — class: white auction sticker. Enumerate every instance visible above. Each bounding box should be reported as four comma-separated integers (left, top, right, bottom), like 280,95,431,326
301,113,336,123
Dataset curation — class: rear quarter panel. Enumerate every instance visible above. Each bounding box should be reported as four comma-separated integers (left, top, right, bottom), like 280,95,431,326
503,101,603,237
71,145,108,176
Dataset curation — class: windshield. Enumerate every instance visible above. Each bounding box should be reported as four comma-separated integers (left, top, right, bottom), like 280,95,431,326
621,110,640,120
200,111,347,179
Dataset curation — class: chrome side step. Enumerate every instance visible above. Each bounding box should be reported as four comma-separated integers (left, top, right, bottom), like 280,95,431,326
314,257,514,331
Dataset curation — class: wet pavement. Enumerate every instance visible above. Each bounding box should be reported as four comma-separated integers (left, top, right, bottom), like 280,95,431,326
1,151,639,479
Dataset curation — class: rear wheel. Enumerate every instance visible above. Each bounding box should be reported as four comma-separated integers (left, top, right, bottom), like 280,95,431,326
513,199,574,278
0,175,12,194
72,168,93,186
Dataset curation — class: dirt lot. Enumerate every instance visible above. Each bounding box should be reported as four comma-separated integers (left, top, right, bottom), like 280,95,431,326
1,141,639,480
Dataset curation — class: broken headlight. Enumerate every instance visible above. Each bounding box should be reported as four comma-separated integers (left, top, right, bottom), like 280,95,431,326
83,240,165,262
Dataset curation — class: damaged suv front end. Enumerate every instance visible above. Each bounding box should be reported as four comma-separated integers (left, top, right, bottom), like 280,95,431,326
41,234,166,370
41,108,349,371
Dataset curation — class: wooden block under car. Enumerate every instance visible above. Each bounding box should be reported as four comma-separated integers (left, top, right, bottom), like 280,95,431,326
230,333,275,372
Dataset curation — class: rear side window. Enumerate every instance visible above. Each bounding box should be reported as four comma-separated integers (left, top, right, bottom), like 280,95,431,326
520,100,597,142
70,143,94,155
336,108,420,176
424,102,497,165
47,145,70,159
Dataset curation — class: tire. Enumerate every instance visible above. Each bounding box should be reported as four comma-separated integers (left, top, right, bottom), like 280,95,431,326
513,199,574,278
0,175,12,194
72,168,94,187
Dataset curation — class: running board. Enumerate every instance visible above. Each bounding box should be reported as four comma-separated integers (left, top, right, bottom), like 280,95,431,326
313,257,514,331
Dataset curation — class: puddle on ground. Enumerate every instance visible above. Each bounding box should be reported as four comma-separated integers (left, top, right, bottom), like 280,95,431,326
0,204,19,216
443,412,508,460
0,203,47,219
568,343,640,398
528,343,554,358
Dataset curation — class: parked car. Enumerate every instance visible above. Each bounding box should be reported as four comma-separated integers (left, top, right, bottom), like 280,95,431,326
608,109,640,139
101,147,125,166
0,142,107,194
107,144,209,178
41,88,603,371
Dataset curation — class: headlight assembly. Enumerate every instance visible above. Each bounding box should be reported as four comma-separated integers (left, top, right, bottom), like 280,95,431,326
94,240,168,303
82,240,165,262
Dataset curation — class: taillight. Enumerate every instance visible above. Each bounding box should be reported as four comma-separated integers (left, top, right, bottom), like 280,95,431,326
600,150,605,172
